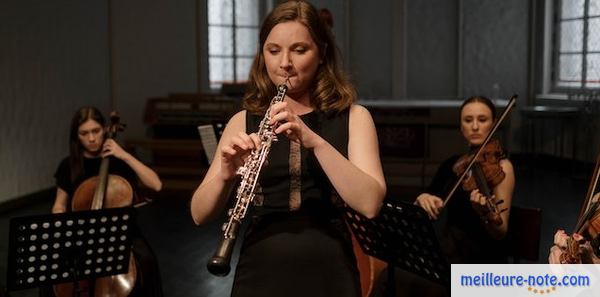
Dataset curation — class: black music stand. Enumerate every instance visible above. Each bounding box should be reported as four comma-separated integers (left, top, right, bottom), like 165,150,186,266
345,200,450,295
6,207,134,296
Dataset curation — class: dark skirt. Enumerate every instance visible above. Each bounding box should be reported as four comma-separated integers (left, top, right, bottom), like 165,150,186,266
231,213,361,297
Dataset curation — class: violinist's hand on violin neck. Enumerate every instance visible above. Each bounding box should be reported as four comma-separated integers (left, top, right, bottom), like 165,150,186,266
469,189,489,214
469,190,507,214
415,193,444,220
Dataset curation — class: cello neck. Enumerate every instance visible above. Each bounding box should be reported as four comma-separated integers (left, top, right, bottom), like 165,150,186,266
90,157,110,210
89,111,124,210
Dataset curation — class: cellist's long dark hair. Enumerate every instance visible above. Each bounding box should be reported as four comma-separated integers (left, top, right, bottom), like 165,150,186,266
68,107,105,183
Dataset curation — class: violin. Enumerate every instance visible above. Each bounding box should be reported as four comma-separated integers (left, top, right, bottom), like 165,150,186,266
452,139,507,225
560,153,600,263
54,112,137,297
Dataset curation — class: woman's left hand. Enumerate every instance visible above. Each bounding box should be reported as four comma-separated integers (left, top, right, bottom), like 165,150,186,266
469,189,491,217
102,139,129,159
269,102,323,149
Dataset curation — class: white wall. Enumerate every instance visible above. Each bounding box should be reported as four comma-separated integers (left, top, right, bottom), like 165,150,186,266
0,0,110,204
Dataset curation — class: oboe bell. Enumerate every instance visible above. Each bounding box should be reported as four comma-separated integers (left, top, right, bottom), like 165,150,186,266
207,220,240,276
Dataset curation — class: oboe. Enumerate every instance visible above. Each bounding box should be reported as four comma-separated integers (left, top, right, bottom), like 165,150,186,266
207,83,288,276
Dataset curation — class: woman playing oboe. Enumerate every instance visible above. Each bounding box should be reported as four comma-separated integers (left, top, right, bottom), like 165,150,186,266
190,1,385,296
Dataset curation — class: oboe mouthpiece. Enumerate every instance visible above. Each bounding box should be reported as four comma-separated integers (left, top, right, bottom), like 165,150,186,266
281,75,290,90
279,83,288,92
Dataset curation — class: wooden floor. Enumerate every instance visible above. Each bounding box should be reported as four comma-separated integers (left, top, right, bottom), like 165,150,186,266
0,154,592,297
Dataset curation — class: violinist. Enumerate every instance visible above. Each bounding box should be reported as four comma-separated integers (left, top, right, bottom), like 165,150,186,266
415,95,515,263
46,107,164,296
548,191,600,264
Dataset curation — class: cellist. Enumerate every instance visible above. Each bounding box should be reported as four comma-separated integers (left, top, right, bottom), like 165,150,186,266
44,106,164,297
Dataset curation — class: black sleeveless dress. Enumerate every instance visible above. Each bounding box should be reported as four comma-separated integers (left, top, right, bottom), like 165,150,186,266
230,109,361,297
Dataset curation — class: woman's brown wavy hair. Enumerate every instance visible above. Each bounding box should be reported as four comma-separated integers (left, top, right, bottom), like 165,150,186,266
242,0,356,115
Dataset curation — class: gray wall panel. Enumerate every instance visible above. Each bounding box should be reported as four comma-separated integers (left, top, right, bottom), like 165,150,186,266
111,0,198,139
407,0,458,99
462,0,529,100
349,1,394,98
0,0,110,204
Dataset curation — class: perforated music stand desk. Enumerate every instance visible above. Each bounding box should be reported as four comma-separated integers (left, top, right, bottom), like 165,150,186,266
6,207,134,294
345,200,450,293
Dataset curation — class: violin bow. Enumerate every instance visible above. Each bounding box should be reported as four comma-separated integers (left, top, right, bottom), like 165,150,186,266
574,152,600,234
443,95,517,207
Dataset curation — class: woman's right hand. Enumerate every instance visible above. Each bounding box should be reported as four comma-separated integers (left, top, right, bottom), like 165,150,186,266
414,193,444,220
219,132,261,181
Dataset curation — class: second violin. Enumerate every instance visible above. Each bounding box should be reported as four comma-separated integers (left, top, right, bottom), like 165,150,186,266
452,139,508,225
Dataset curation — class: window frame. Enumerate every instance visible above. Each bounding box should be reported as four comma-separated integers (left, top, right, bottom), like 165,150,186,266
551,0,600,94
207,0,264,90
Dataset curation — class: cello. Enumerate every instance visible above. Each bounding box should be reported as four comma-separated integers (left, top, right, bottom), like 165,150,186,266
54,112,137,297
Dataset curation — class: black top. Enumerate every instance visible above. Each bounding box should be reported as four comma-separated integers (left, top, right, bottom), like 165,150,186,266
54,156,137,201
428,155,508,263
247,109,349,217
